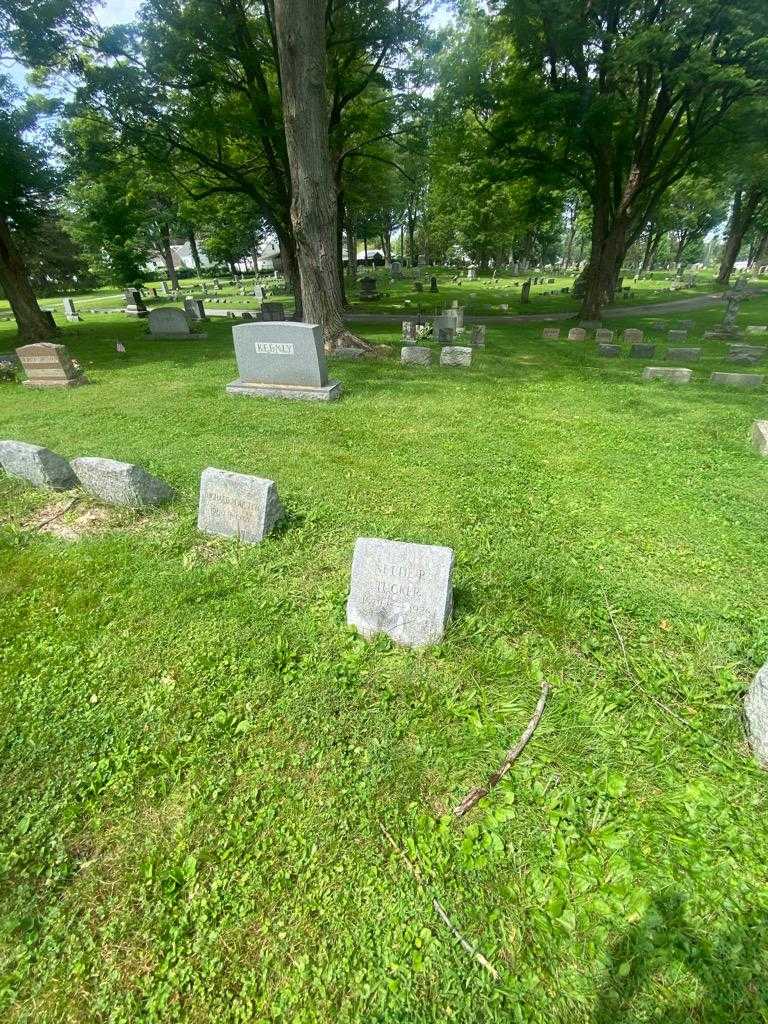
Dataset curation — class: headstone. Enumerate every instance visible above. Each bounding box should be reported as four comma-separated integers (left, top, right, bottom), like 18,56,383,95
542,328,560,339
418,255,427,266
71,457,174,507
630,343,655,358
666,347,701,361
148,307,194,338
413,281,423,293
359,278,379,299
710,372,764,389
568,328,586,341
437,326,456,343
226,322,341,402
0,440,77,490
440,346,472,367
521,280,531,303
623,328,644,343
751,420,768,456
63,298,81,322
16,343,89,389
197,467,284,543
261,302,286,322
642,366,692,384
595,329,614,343
124,288,148,317
402,320,417,341
401,345,431,367
727,346,766,365
471,325,486,347
746,325,768,334
346,537,454,648
253,284,265,300
668,330,688,342
184,298,207,321
744,659,768,766
390,261,402,279
597,344,621,358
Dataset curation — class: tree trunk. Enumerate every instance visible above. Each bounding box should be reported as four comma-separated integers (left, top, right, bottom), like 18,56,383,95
187,226,202,274
160,222,180,289
749,231,768,269
407,212,415,265
674,230,689,264
579,207,628,320
0,216,58,344
717,186,767,284
273,0,357,348
346,218,357,279
336,191,346,307
380,231,392,264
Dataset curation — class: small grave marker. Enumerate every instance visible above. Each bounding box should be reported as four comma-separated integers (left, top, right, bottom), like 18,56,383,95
642,366,692,384
71,457,174,506
0,440,77,490
710,372,764,389
542,327,560,339
346,537,454,648
568,328,586,341
197,467,284,543
401,346,431,367
751,420,768,456
630,343,655,358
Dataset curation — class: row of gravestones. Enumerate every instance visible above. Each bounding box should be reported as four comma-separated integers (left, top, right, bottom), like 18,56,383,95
543,325,696,343
0,441,453,649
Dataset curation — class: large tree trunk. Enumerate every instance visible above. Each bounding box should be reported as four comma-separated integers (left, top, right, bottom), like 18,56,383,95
160,222,180,289
717,187,765,284
0,217,57,344
380,231,392,264
579,204,628,320
187,226,203,274
641,227,662,271
273,0,356,348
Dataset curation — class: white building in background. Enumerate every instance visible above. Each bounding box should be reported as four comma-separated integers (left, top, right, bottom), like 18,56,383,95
145,241,212,272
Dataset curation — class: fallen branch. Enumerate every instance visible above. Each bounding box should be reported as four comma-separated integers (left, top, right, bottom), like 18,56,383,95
378,823,500,982
33,497,81,532
453,680,550,818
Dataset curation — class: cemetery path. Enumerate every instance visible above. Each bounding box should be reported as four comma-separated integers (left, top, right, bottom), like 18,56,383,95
343,289,768,325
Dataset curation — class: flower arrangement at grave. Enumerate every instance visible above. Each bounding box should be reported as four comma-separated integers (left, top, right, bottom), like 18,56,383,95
0,358,17,383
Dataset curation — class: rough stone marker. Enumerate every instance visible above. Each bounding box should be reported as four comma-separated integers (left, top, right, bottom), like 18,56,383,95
0,440,78,490
440,346,472,367
197,467,284,543
642,366,692,384
346,537,454,648
401,346,431,367
71,457,174,507
226,322,341,402
16,342,89,389
751,420,768,456
745,659,768,767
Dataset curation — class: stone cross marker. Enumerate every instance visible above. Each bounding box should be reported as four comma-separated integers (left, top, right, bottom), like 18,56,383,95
401,346,431,367
0,440,77,490
227,322,341,402
124,288,148,317
148,307,194,338
197,467,284,543
16,342,88,389
542,327,560,339
346,537,454,648
71,457,174,506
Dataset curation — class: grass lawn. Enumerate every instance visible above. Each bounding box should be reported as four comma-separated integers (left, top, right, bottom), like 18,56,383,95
1,268,748,327
1,299,768,1022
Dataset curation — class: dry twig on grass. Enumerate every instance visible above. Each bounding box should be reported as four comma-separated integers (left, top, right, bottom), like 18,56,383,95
453,680,550,818
378,822,500,982
33,498,81,532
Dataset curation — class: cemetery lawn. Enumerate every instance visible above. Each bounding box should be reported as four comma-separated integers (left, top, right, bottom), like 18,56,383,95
2,301,768,1023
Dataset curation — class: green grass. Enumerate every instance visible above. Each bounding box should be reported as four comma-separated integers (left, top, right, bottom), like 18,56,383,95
1,267,746,326
1,299,768,1023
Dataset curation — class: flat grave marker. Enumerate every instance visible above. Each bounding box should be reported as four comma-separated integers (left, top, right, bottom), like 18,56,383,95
642,366,692,384
710,372,764,389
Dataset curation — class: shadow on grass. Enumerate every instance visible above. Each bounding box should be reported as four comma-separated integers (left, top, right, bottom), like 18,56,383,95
591,893,768,1023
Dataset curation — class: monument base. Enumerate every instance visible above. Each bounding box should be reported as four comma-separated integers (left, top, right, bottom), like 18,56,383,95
226,379,342,402
149,333,207,340
23,376,89,389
